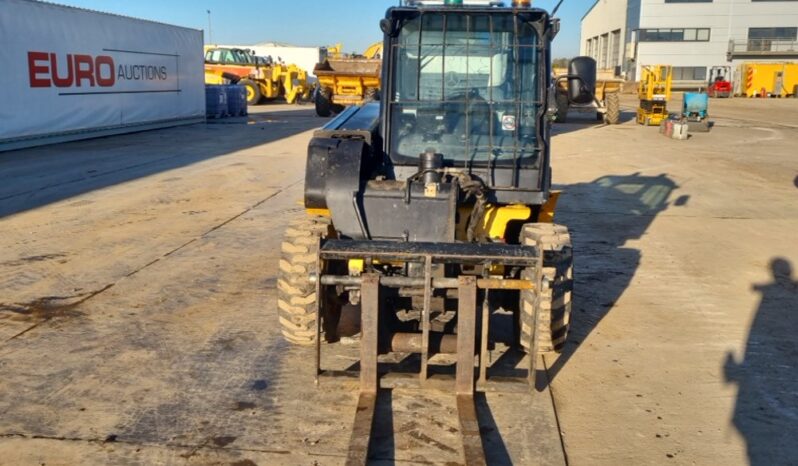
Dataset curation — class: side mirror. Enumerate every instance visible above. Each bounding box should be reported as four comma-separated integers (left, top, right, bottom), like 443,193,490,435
567,56,597,105
380,19,395,36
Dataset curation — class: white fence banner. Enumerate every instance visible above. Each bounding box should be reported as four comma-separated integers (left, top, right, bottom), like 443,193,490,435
0,0,205,149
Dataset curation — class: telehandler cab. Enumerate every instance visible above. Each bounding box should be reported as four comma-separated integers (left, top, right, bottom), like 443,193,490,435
277,1,591,463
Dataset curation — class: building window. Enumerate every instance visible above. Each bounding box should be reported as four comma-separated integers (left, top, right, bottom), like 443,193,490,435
611,30,621,67
600,33,609,69
748,27,798,51
672,66,707,81
638,28,711,42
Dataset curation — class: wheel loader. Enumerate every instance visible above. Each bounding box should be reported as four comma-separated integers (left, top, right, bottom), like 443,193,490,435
277,1,591,463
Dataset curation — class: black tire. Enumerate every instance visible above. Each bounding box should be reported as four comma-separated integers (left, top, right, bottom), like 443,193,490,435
604,92,621,124
520,223,573,354
240,79,261,106
554,93,569,123
364,87,379,102
315,87,333,117
278,215,337,345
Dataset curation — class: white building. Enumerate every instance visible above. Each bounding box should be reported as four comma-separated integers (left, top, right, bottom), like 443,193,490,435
581,0,798,86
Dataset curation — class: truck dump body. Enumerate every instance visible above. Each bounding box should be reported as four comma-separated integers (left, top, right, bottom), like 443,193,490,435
314,57,382,113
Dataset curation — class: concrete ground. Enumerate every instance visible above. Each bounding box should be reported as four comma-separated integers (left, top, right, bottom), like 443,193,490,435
0,97,796,466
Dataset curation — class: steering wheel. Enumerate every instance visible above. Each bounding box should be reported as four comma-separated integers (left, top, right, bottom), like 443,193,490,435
445,71,461,89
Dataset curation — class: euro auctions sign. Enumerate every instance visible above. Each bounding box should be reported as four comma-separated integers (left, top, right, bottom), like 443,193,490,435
26,50,177,93
0,0,204,149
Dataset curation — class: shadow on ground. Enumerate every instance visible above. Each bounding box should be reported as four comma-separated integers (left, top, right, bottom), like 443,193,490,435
0,109,322,218
551,109,637,136
724,257,798,466
547,172,687,382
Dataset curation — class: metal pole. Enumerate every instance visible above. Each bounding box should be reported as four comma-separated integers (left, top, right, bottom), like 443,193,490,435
207,10,212,45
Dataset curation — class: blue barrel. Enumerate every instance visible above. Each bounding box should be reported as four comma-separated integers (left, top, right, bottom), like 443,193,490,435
683,92,708,117
225,85,248,117
205,85,229,119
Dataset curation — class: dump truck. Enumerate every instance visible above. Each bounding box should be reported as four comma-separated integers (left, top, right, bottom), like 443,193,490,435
277,0,591,463
312,42,383,117
204,46,311,105
554,57,622,124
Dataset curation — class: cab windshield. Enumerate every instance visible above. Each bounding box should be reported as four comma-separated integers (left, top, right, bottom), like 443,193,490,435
389,13,541,165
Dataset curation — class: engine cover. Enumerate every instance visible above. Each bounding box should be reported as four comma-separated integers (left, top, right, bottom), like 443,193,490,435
359,180,458,242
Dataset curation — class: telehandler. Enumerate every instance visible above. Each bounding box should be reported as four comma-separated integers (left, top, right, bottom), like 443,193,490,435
204,46,310,105
277,0,591,463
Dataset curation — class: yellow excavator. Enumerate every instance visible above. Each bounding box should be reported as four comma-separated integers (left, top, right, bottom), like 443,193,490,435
313,41,383,117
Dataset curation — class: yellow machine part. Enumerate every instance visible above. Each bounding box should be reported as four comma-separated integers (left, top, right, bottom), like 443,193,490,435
317,74,381,106
204,71,225,85
638,65,673,101
362,41,384,59
637,65,672,126
315,41,382,107
277,64,312,103
538,191,561,223
636,103,669,126
326,43,343,59
455,197,561,242
313,192,562,275
306,208,331,217
740,62,798,97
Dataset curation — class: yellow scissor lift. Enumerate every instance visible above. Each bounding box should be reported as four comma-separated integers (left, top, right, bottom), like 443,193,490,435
637,65,673,126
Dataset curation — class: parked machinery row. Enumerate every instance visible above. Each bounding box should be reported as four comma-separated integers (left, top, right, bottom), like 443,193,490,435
204,46,311,105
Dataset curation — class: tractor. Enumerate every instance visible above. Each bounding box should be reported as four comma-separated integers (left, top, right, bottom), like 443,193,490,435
277,0,590,462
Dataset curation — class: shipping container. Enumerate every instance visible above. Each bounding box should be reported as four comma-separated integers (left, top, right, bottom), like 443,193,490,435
736,62,798,98
0,0,205,151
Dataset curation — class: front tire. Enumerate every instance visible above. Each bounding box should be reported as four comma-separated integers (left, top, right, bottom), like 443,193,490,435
278,215,337,345
240,79,262,106
604,92,621,124
520,223,573,354
315,87,333,117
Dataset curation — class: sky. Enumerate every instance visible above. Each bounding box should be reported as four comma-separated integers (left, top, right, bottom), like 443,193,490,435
55,0,590,58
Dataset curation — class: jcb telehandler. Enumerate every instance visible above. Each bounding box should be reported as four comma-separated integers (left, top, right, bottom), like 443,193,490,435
277,1,591,462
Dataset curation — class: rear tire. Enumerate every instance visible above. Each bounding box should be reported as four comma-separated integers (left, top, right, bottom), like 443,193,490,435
315,87,333,117
604,92,621,124
240,79,261,106
520,223,573,354
278,215,337,345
